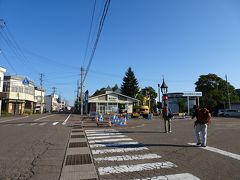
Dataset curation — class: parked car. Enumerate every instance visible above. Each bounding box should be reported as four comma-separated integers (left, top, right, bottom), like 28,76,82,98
222,109,240,117
217,109,225,117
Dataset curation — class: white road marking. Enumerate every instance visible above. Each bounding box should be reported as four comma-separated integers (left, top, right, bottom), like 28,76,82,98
92,147,148,155
85,129,118,133
89,141,139,148
86,132,122,137
39,122,47,126
188,143,240,161
62,113,72,125
33,114,55,121
53,122,59,125
98,161,177,175
87,135,126,140
89,138,133,144
133,173,200,180
95,153,161,162
0,116,29,123
16,123,25,126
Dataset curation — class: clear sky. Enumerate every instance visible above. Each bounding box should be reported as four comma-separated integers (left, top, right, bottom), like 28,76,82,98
0,0,240,105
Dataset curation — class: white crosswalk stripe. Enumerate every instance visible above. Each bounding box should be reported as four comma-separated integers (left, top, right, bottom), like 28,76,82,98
133,173,201,180
94,153,161,162
87,135,127,140
86,128,201,179
89,141,140,148
98,161,177,175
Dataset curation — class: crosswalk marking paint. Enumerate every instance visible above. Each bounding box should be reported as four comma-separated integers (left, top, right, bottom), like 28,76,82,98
90,141,139,148
53,122,59,125
85,129,118,134
87,135,126,140
133,173,200,180
86,132,122,137
39,122,47,126
16,123,24,126
92,147,148,155
95,153,161,162
98,161,177,175
188,143,240,161
89,138,133,144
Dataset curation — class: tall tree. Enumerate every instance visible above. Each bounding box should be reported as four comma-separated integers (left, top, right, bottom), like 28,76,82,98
121,67,140,98
195,73,239,111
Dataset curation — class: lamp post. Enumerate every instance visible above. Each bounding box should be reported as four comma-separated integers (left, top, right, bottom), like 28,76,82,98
160,79,171,133
160,79,168,117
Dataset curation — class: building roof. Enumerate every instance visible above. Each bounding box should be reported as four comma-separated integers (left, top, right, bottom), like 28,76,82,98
89,91,139,102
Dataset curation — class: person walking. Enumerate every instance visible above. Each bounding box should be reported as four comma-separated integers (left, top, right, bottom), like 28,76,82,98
162,106,173,133
192,105,211,147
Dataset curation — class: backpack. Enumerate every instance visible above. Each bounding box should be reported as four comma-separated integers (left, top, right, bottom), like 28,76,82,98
196,108,211,124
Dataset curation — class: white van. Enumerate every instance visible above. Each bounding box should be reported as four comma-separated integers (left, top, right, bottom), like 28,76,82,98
223,109,240,117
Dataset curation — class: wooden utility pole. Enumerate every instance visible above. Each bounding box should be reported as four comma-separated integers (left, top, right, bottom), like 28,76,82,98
80,67,84,115
40,73,44,113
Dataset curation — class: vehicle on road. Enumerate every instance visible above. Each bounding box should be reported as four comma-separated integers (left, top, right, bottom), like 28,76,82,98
222,109,240,117
132,105,149,118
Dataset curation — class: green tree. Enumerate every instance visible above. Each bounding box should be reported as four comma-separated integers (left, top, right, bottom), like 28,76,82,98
121,67,140,98
177,98,186,112
195,73,239,111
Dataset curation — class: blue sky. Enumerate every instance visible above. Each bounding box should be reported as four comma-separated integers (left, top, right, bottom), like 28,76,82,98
0,0,240,105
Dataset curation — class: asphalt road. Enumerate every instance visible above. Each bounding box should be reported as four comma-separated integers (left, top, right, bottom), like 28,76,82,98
84,116,240,180
0,113,72,180
0,114,239,180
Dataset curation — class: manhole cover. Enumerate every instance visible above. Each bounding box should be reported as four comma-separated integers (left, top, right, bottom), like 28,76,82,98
71,135,85,138
69,142,87,148
65,154,92,165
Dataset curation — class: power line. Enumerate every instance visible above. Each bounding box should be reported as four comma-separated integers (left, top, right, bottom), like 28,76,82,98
82,0,97,67
83,0,111,83
0,49,18,74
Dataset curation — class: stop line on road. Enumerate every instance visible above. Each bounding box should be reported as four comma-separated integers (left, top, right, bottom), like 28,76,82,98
85,129,200,180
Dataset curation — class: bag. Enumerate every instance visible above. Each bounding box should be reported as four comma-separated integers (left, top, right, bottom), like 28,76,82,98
196,108,211,124
168,113,174,118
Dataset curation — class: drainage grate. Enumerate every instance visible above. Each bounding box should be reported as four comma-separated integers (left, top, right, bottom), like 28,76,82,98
69,142,87,148
73,126,82,129
65,154,92,165
72,130,83,133
71,135,85,138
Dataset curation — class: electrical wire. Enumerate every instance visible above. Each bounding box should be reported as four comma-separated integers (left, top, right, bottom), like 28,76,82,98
83,0,111,83
0,51,18,74
82,0,97,67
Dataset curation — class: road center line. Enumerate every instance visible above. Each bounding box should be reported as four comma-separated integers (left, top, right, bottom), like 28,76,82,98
62,113,72,125
33,114,55,122
188,143,240,161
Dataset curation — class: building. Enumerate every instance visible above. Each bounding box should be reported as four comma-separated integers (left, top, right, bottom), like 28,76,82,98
88,90,139,114
168,92,202,114
2,75,35,115
44,93,60,112
34,87,45,113
0,67,6,116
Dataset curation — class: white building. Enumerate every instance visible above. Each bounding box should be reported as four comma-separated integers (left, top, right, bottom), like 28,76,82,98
2,75,35,115
34,87,45,113
0,67,6,116
88,90,139,114
44,94,60,112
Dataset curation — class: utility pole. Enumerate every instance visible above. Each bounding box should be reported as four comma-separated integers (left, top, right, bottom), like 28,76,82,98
80,67,84,115
40,73,44,114
225,74,231,109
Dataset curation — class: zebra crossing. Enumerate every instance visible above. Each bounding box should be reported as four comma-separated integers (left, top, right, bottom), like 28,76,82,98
85,129,201,180
1,121,65,127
